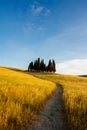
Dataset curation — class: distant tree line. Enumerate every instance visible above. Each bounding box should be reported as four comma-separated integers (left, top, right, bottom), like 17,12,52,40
28,58,56,72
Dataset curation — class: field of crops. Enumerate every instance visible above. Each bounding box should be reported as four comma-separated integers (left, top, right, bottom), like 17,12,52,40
0,66,87,130
34,74,87,130
0,67,56,130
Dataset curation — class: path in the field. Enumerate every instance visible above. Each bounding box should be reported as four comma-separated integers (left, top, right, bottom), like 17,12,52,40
29,85,68,130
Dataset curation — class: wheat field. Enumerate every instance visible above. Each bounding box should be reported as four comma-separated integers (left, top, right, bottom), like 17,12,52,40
34,74,87,130
0,67,87,130
0,67,56,130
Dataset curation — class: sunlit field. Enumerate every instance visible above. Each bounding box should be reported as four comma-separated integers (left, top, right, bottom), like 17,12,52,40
0,67,56,130
34,74,87,130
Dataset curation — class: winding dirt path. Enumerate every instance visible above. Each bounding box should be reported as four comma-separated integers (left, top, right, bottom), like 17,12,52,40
29,85,68,130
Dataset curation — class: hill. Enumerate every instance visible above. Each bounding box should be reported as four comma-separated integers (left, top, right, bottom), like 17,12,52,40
0,67,56,130
0,67,87,130
79,75,87,77
32,73,87,130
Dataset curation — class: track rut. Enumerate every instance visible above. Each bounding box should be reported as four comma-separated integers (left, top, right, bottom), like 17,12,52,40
29,85,68,130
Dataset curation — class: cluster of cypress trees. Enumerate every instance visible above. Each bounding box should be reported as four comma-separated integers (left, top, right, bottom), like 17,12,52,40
28,58,56,72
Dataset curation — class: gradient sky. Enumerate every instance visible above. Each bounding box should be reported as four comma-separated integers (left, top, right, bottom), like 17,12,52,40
0,0,87,74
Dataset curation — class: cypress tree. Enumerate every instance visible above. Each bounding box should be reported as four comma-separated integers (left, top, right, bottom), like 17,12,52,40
52,59,56,72
33,60,38,71
37,58,40,71
40,59,46,71
47,59,53,72
28,58,56,73
28,61,33,71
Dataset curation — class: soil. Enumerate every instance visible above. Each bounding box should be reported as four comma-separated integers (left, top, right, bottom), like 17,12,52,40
28,85,68,130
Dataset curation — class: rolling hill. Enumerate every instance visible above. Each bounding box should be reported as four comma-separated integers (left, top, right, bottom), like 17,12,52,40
0,66,87,130
0,67,56,130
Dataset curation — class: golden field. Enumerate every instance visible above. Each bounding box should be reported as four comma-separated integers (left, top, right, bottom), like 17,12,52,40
0,67,56,130
34,74,87,130
0,66,87,130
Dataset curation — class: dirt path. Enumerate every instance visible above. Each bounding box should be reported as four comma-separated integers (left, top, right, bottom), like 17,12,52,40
29,85,68,130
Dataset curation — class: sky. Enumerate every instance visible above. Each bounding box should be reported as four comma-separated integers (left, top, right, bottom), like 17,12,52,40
0,0,87,75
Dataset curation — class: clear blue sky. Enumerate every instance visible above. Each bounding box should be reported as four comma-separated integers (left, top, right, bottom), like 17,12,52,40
0,0,87,74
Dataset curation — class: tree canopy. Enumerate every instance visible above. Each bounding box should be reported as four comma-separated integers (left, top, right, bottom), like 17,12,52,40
28,58,56,72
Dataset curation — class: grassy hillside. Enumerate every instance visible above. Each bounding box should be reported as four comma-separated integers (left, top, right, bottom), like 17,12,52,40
33,73,87,130
0,67,87,130
0,67,56,130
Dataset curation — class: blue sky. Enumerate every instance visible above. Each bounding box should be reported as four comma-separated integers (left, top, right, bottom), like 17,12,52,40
0,0,87,74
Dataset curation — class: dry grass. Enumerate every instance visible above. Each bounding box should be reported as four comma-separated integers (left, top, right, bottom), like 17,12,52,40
0,67,56,130
34,73,87,130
